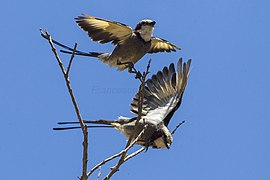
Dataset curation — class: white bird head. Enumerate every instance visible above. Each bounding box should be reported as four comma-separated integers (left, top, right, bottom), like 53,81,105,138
135,19,156,42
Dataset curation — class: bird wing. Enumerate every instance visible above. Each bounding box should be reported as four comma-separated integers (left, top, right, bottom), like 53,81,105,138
148,37,181,53
130,58,191,126
75,14,133,45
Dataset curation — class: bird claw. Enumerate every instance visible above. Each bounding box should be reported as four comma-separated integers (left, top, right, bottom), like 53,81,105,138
144,145,149,152
116,60,142,77
117,60,134,70
144,140,153,152
134,71,142,79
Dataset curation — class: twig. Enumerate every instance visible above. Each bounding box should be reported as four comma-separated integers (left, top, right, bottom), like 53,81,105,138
97,166,102,180
40,29,88,180
88,150,123,177
67,43,77,75
171,120,185,135
87,124,148,177
124,147,145,161
130,59,151,82
104,59,151,180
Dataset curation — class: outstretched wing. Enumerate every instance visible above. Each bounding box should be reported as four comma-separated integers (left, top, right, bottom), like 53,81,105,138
130,58,191,126
75,14,133,45
148,37,181,53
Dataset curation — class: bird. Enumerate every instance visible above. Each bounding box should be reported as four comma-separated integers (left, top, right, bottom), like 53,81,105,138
56,14,181,71
54,58,191,149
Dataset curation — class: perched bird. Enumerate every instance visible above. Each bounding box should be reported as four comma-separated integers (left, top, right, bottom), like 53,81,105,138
59,14,181,71
54,58,191,149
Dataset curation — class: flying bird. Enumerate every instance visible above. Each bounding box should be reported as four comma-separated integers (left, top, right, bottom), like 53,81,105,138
55,14,181,71
54,58,191,149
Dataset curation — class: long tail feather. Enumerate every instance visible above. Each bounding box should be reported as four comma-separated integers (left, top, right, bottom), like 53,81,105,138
41,33,102,57
58,119,116,125
60,50,102,57
53,125,113,131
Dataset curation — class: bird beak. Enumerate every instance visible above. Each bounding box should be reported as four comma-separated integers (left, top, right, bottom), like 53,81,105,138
166,143,171,149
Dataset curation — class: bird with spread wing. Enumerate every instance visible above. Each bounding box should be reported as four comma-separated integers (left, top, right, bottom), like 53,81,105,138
54,58,191,149
43,14,181,71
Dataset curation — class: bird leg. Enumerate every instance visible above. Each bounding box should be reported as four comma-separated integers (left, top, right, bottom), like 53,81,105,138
116,60,143,79
144,142,151,152
116,59,134,72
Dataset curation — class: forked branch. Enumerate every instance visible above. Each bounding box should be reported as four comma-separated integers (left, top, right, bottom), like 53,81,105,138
40,29,88,180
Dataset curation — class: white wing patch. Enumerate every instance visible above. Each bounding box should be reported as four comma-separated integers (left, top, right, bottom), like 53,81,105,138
130,58,191,126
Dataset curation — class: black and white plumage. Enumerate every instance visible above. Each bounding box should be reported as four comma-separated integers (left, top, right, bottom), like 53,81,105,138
59,14,181,70
54,58,191,149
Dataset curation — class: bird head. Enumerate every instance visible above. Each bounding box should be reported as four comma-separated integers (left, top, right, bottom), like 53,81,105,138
134,19,156,42
152,126,173,149
135,19,156,30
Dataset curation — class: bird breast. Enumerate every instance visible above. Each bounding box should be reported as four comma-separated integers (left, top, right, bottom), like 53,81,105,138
138,25,154,42
109,34,151,64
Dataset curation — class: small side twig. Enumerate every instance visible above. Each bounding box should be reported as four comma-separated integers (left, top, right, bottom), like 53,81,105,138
67,43,77,75
130,59,151,82
171,120,185,135
40,29,88,180
97,166,102,180
124,147,146,162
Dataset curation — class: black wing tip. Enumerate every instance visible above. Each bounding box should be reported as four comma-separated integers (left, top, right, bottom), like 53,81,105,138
153,58,191,79
182,58,192,72
75,13,91,20
169,63,176,72
178,58,192,67
175,46,181,50
187,59,192,66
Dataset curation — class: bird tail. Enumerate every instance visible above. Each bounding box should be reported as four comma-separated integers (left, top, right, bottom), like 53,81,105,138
41,33,122,69
40,33,107,58
60,50,115,69
60,50,104,57
53,119,117,131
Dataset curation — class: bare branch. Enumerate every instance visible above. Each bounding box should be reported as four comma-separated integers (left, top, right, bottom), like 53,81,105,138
88,150,123,177
104,59,151,180
42,29,155,179
67,43,78,75
171,120,185,135
88,124,148,177
124,147,145,162
40,29,88,180
128,59,151,82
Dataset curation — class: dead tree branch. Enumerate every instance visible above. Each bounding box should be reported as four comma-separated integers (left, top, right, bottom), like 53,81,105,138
67,43,77,75
124,147,146,162
40,29,88,180
41,29,179,179
104,60,151,180
87,124,148,177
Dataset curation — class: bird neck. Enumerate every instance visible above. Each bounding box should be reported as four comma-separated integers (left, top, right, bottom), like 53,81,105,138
152,126,173,149
137,26,154,42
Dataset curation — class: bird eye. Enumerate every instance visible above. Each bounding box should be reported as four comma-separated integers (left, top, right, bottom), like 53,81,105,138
135,24,142,30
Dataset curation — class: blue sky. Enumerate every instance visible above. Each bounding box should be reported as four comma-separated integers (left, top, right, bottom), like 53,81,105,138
1,0,270,179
